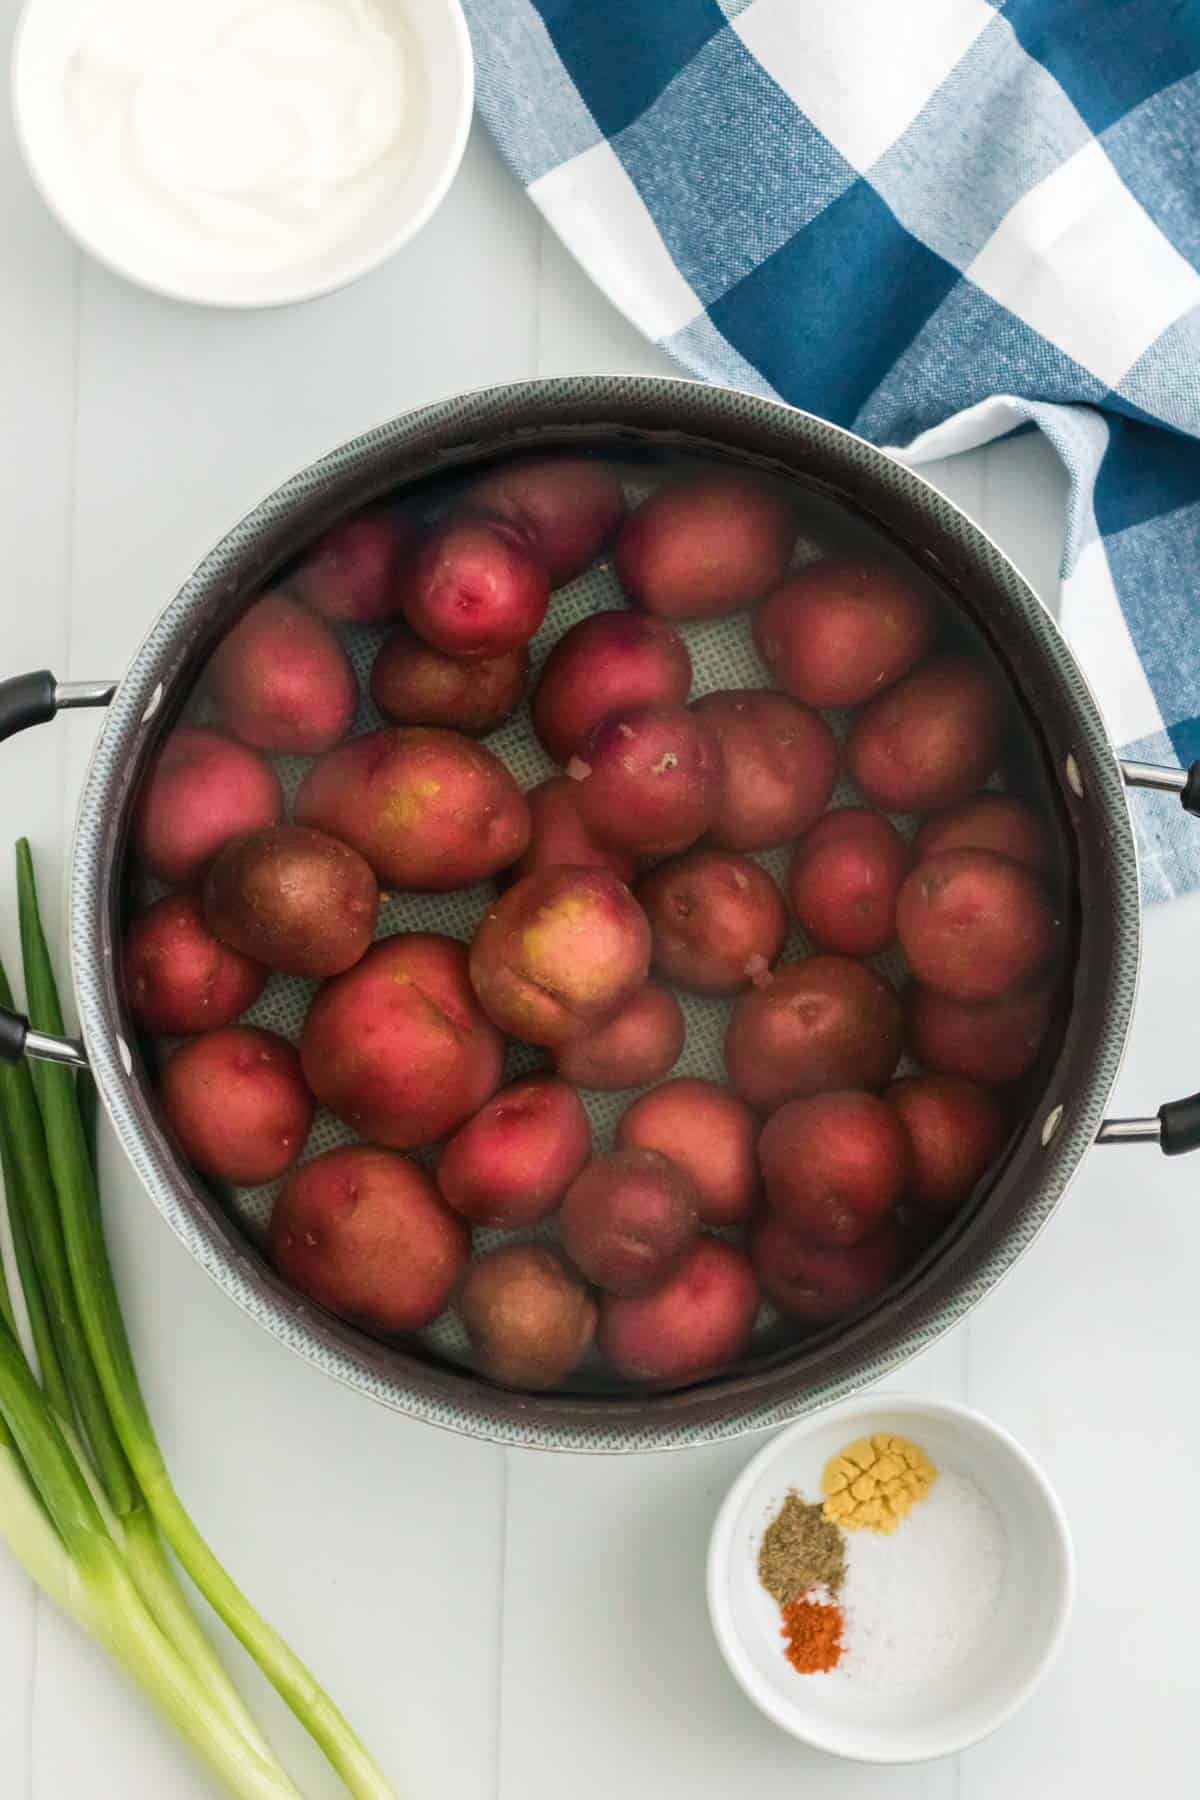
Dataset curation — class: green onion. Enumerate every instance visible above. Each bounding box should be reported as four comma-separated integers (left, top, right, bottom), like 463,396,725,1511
12,841,396,1800
0,1321,300,1800
0,961,132,1508
76,1067,99,1171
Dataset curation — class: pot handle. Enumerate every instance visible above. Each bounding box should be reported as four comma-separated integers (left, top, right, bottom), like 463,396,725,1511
0,670,115,1070
1097,759,1200,1153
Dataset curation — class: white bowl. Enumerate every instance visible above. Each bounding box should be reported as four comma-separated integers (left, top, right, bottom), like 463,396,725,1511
707,1395,1073,1763
11,0,474,308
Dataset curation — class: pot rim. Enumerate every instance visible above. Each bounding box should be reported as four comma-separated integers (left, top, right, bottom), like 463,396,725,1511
67,375,1142,1452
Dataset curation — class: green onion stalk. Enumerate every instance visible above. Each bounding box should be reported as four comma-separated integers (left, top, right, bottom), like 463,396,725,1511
0,840,397,1800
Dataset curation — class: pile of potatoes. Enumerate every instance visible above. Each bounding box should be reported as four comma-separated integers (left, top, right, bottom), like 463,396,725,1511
123,452,1064,1394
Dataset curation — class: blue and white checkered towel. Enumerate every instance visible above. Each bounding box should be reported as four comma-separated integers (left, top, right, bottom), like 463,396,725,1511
463,0,1200,902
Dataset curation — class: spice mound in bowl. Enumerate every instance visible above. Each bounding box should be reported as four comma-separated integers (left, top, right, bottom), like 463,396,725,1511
707,1396,1073,1763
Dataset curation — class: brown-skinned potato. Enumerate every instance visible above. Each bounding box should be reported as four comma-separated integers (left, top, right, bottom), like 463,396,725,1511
459,1245,597,1389
203,825,379,978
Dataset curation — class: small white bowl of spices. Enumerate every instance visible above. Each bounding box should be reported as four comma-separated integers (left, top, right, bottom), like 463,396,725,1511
707,1395,1074,1763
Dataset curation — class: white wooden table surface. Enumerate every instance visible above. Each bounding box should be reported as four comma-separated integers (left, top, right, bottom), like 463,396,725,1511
4,13,1200,1791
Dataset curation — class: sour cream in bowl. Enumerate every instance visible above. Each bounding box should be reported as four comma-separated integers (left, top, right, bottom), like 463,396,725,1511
12,0,473,306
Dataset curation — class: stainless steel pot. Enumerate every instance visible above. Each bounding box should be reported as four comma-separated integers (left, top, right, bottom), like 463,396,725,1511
1,376,1195,1452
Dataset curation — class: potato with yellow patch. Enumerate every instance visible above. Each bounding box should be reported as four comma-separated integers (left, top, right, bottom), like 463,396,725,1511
295,726,530,891
469,866,651,1046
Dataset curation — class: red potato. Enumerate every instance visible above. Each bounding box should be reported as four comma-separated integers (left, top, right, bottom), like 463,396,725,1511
159,1026,313,1186
569,704,720,858
561,1149,699,1296
753,1215,899,1325
437,1076,591,1228
288,509,415,624
758,1091,910,1247
458,1245,597,1390
202,825,378,979
752,559,934,707
788,808,911,957
469,866,651,1046
913,793,1054,875
887,1074,1006,1215
638,849,786,996
464,457,626,587
896,849,1057,1003
615,474,796,621
400,517,549,659
370,626,528,735
270,1146,468,1333
532,610,692,765
905,981,1053,1085
724,955,903,1111
132,726,283,887
846,655,1006,813
124,894,266,1036
598,1236,759,1383
615,1078,759,1227
295,727,530,892
692,690,839,852
508,777,635,886
300,933,503,1148
555,982,684,1091
207,592,357,755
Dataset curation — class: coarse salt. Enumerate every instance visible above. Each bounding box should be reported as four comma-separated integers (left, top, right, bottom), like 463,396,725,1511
830,1468,1007,1693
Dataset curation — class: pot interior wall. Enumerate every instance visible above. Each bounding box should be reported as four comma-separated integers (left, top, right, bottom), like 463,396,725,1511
78,381,1138,1448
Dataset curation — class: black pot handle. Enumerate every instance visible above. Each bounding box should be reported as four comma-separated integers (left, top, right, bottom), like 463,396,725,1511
0,671,115,1070
1097,759,1200,1153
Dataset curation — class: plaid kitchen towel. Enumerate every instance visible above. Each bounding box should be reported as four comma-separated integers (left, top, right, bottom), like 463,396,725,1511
463,0,1200,902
